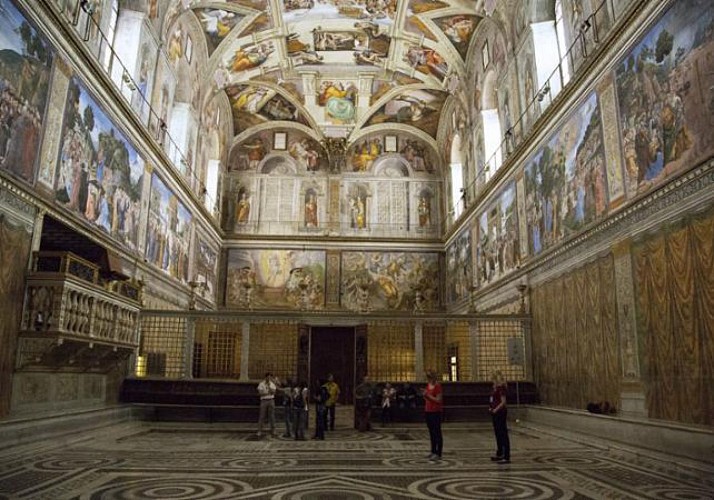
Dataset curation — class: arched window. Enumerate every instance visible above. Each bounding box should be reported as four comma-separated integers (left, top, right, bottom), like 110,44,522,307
450,134,464,219
100,0,119,71
481,108,502,182
531,0,571,107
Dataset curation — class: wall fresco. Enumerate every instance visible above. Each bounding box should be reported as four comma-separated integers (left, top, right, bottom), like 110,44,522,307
145,173,192,283
0,0,53,183
55,77,144,250
524,91,607,256
347,133,435,173
476,181,519,285
194,236,218,299
446,228,472,304
341,251,439,311
615,0,714,197
226,249,325,309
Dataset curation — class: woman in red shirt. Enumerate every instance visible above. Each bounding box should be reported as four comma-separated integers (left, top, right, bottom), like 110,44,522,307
489,372,510,464
422,370,443,460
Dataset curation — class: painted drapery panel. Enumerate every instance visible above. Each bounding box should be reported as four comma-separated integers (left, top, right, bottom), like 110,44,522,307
633,209,714,426
524,91,607,256
476,181,519,285
145,173,192,283
55,77,144,250
225,249,325,309
0,0,53,183
531,255,619,410
615,0,714,198
341,251,439,312
0,214,32,417
445,229,472,305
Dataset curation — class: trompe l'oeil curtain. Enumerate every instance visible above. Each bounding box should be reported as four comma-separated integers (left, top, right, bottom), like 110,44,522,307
0,215,33,417
531,255,620,410
634,210,714,425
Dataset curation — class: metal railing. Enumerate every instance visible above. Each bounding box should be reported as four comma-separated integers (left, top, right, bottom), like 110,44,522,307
454,0,630,219
53,0,219,216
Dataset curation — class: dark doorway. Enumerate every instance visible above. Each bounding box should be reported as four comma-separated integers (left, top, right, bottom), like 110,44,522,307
309,327,355,404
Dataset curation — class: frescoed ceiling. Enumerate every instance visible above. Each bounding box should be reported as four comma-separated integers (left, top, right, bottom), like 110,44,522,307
168,0,484,145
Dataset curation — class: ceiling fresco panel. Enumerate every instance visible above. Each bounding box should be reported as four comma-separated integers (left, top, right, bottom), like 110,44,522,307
365,89,447,138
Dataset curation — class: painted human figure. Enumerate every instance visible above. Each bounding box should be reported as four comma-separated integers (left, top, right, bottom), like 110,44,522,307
305,192,318,227
236,192,250,224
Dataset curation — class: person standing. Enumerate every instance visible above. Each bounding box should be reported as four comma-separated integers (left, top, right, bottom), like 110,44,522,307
354,375,373,432
292,382,308,440
381,382,396,426
422,370,443,460
489,372,511,464
323,373,340,431
313,379,328,440
281,378,294,438
257,372,276,438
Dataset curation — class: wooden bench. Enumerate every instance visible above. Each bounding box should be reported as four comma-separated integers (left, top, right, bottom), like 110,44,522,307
365,381,539,423
121,378,264,423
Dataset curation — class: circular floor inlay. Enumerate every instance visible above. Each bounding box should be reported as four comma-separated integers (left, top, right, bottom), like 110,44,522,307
408,476,572,500
271,486,391,500
90,477,250,499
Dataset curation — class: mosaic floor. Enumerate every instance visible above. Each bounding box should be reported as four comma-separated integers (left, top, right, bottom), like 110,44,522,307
0,415,712,500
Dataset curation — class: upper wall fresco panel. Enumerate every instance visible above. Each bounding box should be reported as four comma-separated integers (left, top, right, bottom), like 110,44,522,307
614,0,714,199
0,0,54,185
54,76,146,252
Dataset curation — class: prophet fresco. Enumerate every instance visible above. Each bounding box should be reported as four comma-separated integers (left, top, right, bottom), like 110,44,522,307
194,8,245,56
365,90,446,137
226,85,307,134
318,81,357,122
615,0,714,197
226,249,325,310
226,42,274,74
523,92,607,256
476,182,519,285
145,173,192,283
341,251,439,311
55,78,144,250
435,15,480,60
403,45,448,81
0,0,53,183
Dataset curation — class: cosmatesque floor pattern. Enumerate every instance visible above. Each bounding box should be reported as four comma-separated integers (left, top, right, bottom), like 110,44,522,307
0,418,712,499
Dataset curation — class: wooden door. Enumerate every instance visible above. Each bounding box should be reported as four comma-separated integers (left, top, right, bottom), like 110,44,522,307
309,326,355,404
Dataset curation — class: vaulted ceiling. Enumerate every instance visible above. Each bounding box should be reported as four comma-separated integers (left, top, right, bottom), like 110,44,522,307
162,0,490,145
